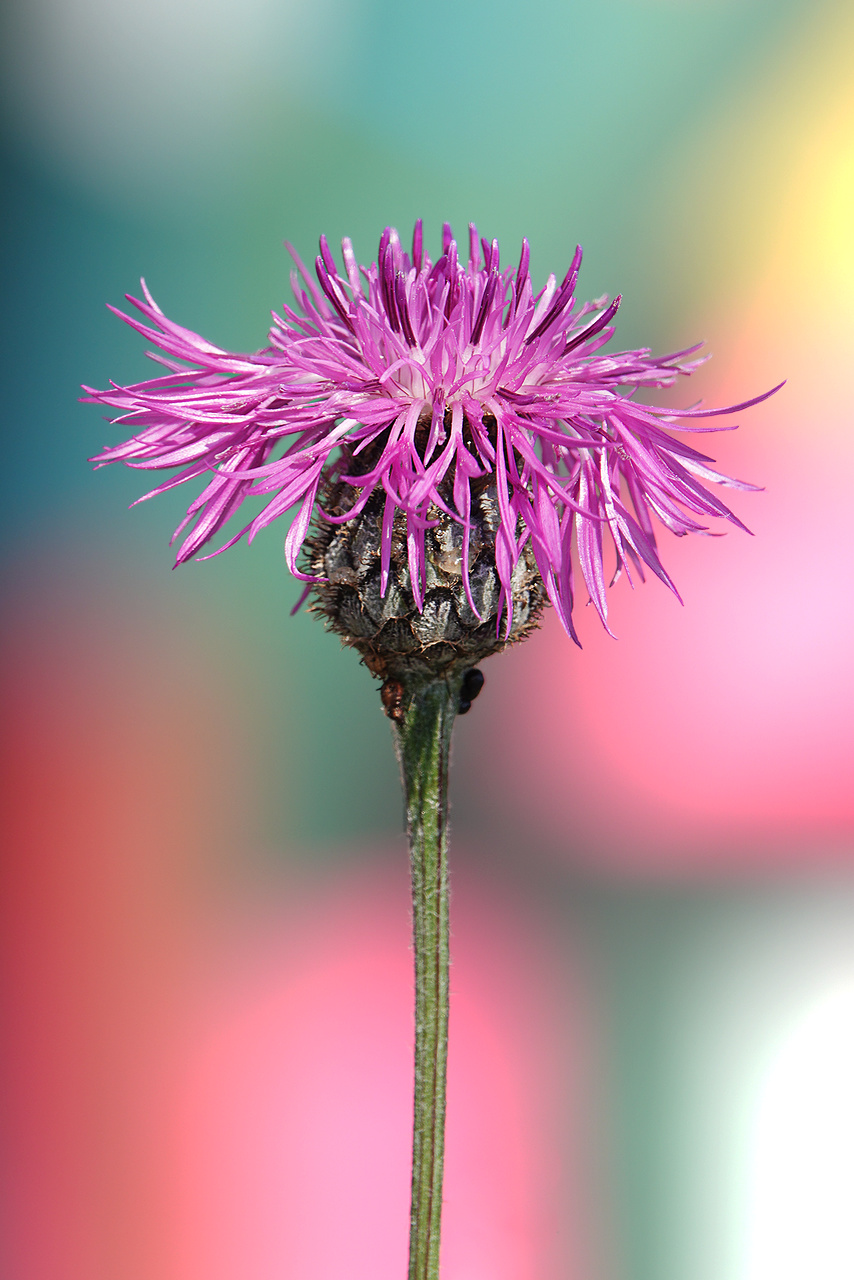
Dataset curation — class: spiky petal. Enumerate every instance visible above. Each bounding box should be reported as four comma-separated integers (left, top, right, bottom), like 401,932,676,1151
85,223,780,641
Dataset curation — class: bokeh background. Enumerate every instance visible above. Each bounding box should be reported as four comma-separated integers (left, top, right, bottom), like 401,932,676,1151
2,0,853,1276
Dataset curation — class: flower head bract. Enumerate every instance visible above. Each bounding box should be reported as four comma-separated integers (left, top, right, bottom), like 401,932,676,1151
85,220,779,643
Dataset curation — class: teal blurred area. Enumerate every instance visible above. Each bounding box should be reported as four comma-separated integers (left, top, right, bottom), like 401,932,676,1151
2,1,853,1277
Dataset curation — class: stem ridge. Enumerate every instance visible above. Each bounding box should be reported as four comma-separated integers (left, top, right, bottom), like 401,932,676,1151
394,676,461,1280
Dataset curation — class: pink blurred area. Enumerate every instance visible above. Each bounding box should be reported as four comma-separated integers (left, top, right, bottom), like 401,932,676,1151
0,573,595,1280
472,388,854,869
0,575,242,1280
165,870,589,1280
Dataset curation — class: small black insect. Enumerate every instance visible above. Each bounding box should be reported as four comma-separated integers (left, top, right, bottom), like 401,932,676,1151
457,668,485,715
380,678,406,722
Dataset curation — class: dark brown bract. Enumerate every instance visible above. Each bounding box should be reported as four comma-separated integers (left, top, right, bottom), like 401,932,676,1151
305,481,546,691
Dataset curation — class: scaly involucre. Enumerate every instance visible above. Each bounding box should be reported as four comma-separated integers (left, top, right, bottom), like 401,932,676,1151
85,221,777,642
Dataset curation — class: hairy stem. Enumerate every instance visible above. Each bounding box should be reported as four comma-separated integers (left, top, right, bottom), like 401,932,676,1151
393,675,461,1280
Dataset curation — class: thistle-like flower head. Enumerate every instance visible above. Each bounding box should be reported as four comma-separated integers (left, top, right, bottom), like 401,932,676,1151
85,221,778,647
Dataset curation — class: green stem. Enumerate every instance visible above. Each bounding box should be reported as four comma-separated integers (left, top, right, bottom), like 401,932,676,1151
393,675,461,1280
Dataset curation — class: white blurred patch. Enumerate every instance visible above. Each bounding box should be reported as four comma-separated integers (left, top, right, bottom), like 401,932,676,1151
736,975,854,1280
0,0,348,199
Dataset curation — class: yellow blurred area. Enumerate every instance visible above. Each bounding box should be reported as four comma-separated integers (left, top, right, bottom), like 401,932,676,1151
681,0,854,348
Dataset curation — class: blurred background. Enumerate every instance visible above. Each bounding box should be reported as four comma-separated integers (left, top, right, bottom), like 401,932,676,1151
1,0,853,1276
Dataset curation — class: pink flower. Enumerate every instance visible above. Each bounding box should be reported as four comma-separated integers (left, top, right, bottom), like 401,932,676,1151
85,221,779,642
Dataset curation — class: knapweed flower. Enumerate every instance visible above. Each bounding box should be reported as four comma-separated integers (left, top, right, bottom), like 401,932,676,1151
86,221,777,674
